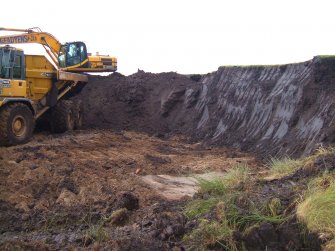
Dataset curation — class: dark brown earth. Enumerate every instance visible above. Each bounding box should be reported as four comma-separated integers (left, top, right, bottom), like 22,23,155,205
78,57,335,158
2,57,335,250
0,130,257,250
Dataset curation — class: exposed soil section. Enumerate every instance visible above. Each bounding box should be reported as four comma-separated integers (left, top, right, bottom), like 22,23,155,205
0,130,257,250
79,57,335,158
2,57,335,249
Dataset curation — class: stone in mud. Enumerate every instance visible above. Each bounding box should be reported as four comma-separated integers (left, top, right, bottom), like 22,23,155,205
115,191,139,211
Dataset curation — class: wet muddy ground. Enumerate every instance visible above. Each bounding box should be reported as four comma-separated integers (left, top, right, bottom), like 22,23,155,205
0,129,258,250
2,57,335,249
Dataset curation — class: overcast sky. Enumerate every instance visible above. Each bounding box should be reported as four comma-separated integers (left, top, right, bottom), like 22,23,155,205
2,0,335,75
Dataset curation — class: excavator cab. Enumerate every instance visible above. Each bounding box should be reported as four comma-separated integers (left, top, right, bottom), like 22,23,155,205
58,42,88,69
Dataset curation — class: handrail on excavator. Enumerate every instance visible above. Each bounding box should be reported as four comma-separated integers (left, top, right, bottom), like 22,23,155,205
0,27,42,33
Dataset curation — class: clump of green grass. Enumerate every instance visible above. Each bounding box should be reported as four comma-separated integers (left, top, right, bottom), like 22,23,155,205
234,212,285,227
197,164,250,195
226,202,285,231
264,147,335,180
265,157,302,180
184,198,219,219
297,182,335,237
184,219,237,251
222,164,249,187
267,198,282,217
318,55,335,59
197,178,227,195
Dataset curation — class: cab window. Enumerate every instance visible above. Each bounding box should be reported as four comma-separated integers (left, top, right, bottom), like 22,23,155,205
58,42,88,68
13,55,22,79
58,47,66,68
67,43,81,66
80,44,86,61
0,48,24,79
0,49,12,79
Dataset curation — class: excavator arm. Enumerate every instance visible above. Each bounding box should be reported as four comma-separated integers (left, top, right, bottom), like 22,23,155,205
0,28,62,67
0,27,117,72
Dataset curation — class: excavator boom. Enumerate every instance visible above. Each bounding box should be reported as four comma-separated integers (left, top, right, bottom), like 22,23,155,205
0,27,117,72
0,28,61,67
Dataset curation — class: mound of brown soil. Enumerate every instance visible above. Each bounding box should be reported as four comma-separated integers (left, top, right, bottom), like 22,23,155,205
79,57,335,158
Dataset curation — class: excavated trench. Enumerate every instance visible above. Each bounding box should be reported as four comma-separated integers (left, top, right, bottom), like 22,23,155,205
80,56,335,158
2,57,335,250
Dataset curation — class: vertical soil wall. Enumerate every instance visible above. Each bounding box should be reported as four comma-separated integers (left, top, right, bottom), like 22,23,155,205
80,57,335,157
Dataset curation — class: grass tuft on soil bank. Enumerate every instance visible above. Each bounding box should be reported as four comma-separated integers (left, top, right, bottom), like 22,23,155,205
297,182,335,233
197,164,249,195
184,164,287,250
297,173,335,248
265,147,335,180
184,198,219,219
184,219,237,251
265,157,302,180
184,147,335,250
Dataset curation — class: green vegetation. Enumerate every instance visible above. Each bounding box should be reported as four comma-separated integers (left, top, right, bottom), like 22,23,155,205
317,55,335,59
225,200,286,231
197,164,249,195
84,224,108,245
184,147,335,250
184,198,219,219
265,157,302,180
231,211,285,227
297,175,335,248
265,146,335,181
267,197,281,217
197,178,227,195
184,219,237,251
184,164,288,250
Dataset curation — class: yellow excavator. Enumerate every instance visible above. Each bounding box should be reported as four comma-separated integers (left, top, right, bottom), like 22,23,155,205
0,27,117,72
0,27,117,146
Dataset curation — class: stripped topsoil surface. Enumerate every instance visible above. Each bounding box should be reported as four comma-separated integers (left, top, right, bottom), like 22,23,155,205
0,130,330,251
